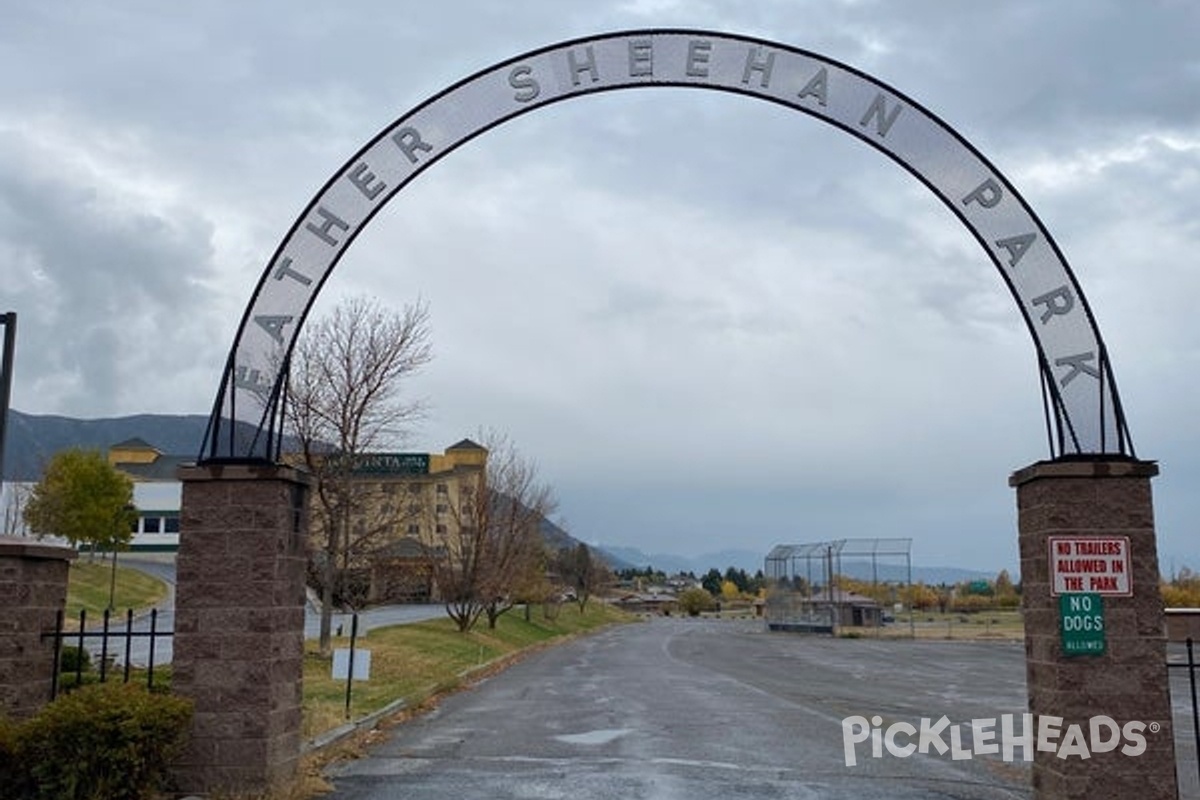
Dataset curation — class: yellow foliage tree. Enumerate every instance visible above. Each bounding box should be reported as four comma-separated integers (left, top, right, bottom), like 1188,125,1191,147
1161,567,1200,607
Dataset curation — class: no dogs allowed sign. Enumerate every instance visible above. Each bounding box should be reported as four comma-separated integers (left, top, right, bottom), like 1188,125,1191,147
1048,536,1132,597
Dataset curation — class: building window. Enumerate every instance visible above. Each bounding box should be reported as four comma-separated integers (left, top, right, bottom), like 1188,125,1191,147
164,516,180,534
435,524,447,534
143,517,161,534
436,483,448,494
407,524,420,534
436,504,448,514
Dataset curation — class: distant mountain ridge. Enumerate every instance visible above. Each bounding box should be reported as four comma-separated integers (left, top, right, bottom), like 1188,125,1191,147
2,409,213,481
600,544,994,585
1,409,629,566
3,411,989,580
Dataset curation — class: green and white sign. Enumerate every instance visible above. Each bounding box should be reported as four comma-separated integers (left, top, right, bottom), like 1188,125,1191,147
1059,593,1105,656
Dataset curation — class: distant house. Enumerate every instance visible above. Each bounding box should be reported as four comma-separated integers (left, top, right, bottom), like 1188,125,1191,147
108,438,187,552
613,591,678,615
0,438,186,549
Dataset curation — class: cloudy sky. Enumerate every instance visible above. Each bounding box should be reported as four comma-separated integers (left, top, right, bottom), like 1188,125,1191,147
2,1,1198,574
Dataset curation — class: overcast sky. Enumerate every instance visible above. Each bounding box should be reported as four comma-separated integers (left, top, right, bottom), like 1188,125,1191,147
2,1,1198,574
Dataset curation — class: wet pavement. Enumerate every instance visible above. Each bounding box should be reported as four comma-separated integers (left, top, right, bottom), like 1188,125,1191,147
324,618,1035,799
83,558,447,666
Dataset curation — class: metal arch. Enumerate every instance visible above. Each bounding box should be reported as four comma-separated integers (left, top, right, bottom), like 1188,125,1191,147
200,28,1134,463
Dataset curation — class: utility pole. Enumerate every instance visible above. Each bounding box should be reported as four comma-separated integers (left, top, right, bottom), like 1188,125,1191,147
0,312,15,489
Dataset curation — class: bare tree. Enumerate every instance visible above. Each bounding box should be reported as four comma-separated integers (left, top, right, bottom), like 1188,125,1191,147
431,431,556,632
556,542,611,613
284,295,432,656
1,482,31,536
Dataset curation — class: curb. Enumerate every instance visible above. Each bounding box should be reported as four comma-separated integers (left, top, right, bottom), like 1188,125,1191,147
302,696,409,754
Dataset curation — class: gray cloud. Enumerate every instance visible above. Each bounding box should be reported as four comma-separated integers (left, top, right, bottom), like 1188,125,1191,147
1,2,1197,572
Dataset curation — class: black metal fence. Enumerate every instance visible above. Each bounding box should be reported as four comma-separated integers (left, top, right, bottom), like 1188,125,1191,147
42,608,173,700
1170,638,1200,796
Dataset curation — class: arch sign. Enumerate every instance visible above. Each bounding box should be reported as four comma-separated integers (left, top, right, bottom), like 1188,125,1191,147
202,28,1132,462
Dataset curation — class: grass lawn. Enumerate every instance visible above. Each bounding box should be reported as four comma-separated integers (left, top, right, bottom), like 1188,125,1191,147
65,558,169,623
302,602,631,738
873,609,1025,640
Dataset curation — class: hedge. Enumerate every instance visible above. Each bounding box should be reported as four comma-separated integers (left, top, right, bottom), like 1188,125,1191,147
0,683,192,800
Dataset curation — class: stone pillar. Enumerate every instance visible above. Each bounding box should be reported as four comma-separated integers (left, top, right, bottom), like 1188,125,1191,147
1011,458,1177,800
172,463,309,795
0,537,74,719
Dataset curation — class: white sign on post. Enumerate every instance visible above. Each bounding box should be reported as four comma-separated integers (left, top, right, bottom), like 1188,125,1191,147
331,648,372,680
1048,536,1132,596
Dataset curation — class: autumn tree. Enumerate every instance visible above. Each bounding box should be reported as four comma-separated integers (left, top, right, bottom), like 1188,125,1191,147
1162,567,1200,607
677,586,716,616
899,581,939,612
993,569,1020,609
23,448,137,556
429,432,556,632
284,295,432,655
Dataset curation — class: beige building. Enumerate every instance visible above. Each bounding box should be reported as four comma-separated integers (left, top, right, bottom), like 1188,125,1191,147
107,438,187,552
103,437,490,605
301,438,489,603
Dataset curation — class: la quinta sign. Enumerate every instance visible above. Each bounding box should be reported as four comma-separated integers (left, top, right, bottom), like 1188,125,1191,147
201,29,1133,462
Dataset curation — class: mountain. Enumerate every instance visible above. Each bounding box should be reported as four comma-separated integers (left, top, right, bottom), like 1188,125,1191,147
600,545,764,576
600,543,993,585
1,409,627,567
2,411,984,581
2,409,213,480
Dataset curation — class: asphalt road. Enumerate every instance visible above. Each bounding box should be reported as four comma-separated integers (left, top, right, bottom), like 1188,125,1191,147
85,558,447,666
324,618,1037,800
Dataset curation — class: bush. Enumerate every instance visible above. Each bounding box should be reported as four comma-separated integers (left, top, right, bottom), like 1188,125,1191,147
0,714,22,796
677,587,716,616
9,683,193,800
58,646,92,674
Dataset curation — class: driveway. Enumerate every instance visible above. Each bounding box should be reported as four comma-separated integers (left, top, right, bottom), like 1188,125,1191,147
323,618,1035,799
84,558,446,666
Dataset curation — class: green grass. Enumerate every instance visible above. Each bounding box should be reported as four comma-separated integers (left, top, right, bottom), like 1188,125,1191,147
302,602,630,738
881,608,1024,639
64,558,169,622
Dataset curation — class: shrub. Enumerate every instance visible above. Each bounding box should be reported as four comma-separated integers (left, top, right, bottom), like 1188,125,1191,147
58,646,92,674
677,587,716,616
11,683,193,800
0,714,24,797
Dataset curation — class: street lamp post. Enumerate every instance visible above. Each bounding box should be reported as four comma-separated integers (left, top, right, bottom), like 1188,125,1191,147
108,548,118,612
0,312,15,494
108,503,135,612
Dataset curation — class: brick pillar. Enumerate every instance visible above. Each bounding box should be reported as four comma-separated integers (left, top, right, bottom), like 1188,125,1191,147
1011,458,1177,800
0,537,74,719
172,463,309,795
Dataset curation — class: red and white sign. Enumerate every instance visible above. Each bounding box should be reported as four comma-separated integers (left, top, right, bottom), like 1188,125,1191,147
1049,536,1132,596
